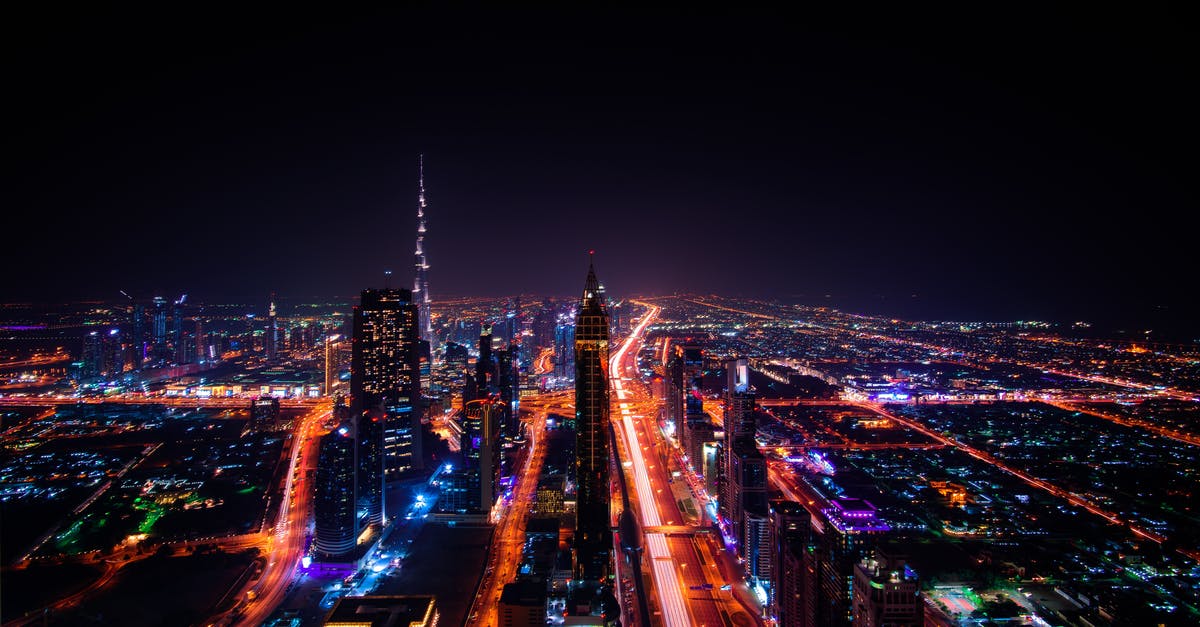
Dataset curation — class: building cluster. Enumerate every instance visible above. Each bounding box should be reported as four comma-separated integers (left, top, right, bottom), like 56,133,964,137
654,337,929,625
644,295,1200,626
70,293,342,391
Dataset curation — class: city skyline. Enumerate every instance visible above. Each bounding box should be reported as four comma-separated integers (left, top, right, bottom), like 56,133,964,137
7,7,1195,338
3,7,1198,627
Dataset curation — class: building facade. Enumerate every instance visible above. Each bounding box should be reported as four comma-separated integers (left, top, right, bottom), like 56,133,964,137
573,257,611,582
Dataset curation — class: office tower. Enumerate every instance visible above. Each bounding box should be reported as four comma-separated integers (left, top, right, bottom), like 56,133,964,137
573,255,610,581
667,344,704,457
553,314,574,381
444,341,468,374
726,358,755,438
152,296,168,359
813,498,890,626
496,346,518,438
745,509,773,599
194,318,205,363
351,288,422,480
81,330,102,378
727,436,768,556
173,295,186,364
314,423,358,557
251,397,282,432
439,398,499,516
131,303,145,370
467,397,502,513
473,326,497,401
413,155,434,348
533,304,555,351
324,334,342,395
770,500,812,627
852,549,921,627
418,339,432,396
722,357,762,551
266,292,278,360
357,402,387,528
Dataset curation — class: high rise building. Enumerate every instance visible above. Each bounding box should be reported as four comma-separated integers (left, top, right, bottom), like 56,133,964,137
852,548,921,627
668,344,705,460
266,292,278,360
813,497,890,626
173,295,187,364
358,401,387,528
351,288,423,480
444,397,501,515
573,255,610,582
131,303,145,370
152,296,168,360
553,314,575,382
496,345,518,438
413,155,434,348
770,500,812,627
314,423,358,557
474,325,497,399
721,357,763,556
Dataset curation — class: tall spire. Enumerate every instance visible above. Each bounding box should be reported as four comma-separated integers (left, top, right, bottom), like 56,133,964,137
581,250,605,314
413,154,433,345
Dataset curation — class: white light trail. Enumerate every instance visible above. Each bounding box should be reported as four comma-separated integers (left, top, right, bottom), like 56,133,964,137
610,307,690,627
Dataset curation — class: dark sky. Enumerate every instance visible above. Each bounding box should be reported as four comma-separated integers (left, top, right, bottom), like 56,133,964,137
7,6,1196,333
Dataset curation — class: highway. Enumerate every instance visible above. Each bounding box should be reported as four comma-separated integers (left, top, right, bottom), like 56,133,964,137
468,408,550,626
610,304,748,627
216,402,329,626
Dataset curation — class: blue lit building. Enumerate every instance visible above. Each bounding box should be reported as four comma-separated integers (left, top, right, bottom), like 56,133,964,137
315,424,358,557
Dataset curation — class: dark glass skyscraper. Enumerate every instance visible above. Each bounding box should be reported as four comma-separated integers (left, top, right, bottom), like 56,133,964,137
443,397,501,515
314,424,357,557
351,288,421,529
573,256,611,581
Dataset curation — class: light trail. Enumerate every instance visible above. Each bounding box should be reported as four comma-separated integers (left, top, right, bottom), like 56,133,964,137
610,306,691,627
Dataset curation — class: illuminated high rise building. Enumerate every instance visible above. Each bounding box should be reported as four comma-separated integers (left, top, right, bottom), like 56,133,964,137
351,288,422,517
152,296,168,360
444,397,501,514
173,295,187,364
131,302,145,370
851,548,921,627
553,315,575,381
413,155,433,348
266,292,278,360
314,423,358,557
572,254,610,581
770,500,811,627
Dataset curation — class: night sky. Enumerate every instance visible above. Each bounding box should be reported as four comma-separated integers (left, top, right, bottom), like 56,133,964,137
8,7,1195,335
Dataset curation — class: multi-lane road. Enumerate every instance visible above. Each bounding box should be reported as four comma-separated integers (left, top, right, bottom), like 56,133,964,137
610,304,758,627
468,408,551,626
217,402,329,626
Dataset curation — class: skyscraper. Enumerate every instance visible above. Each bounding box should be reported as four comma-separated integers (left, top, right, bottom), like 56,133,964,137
553,314,575,382
351,288,422,498
573,255,611,581
722,358,767,573
443,397,501,515
413,155,433,347
770,500,812,627
152,296,167,360
266,292,278,360
131,302,145,370
173,295,187,364
314,423,358,557
851,548,921,627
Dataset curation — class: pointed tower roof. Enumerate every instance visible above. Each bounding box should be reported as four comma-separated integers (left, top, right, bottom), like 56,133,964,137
580,250,606,315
